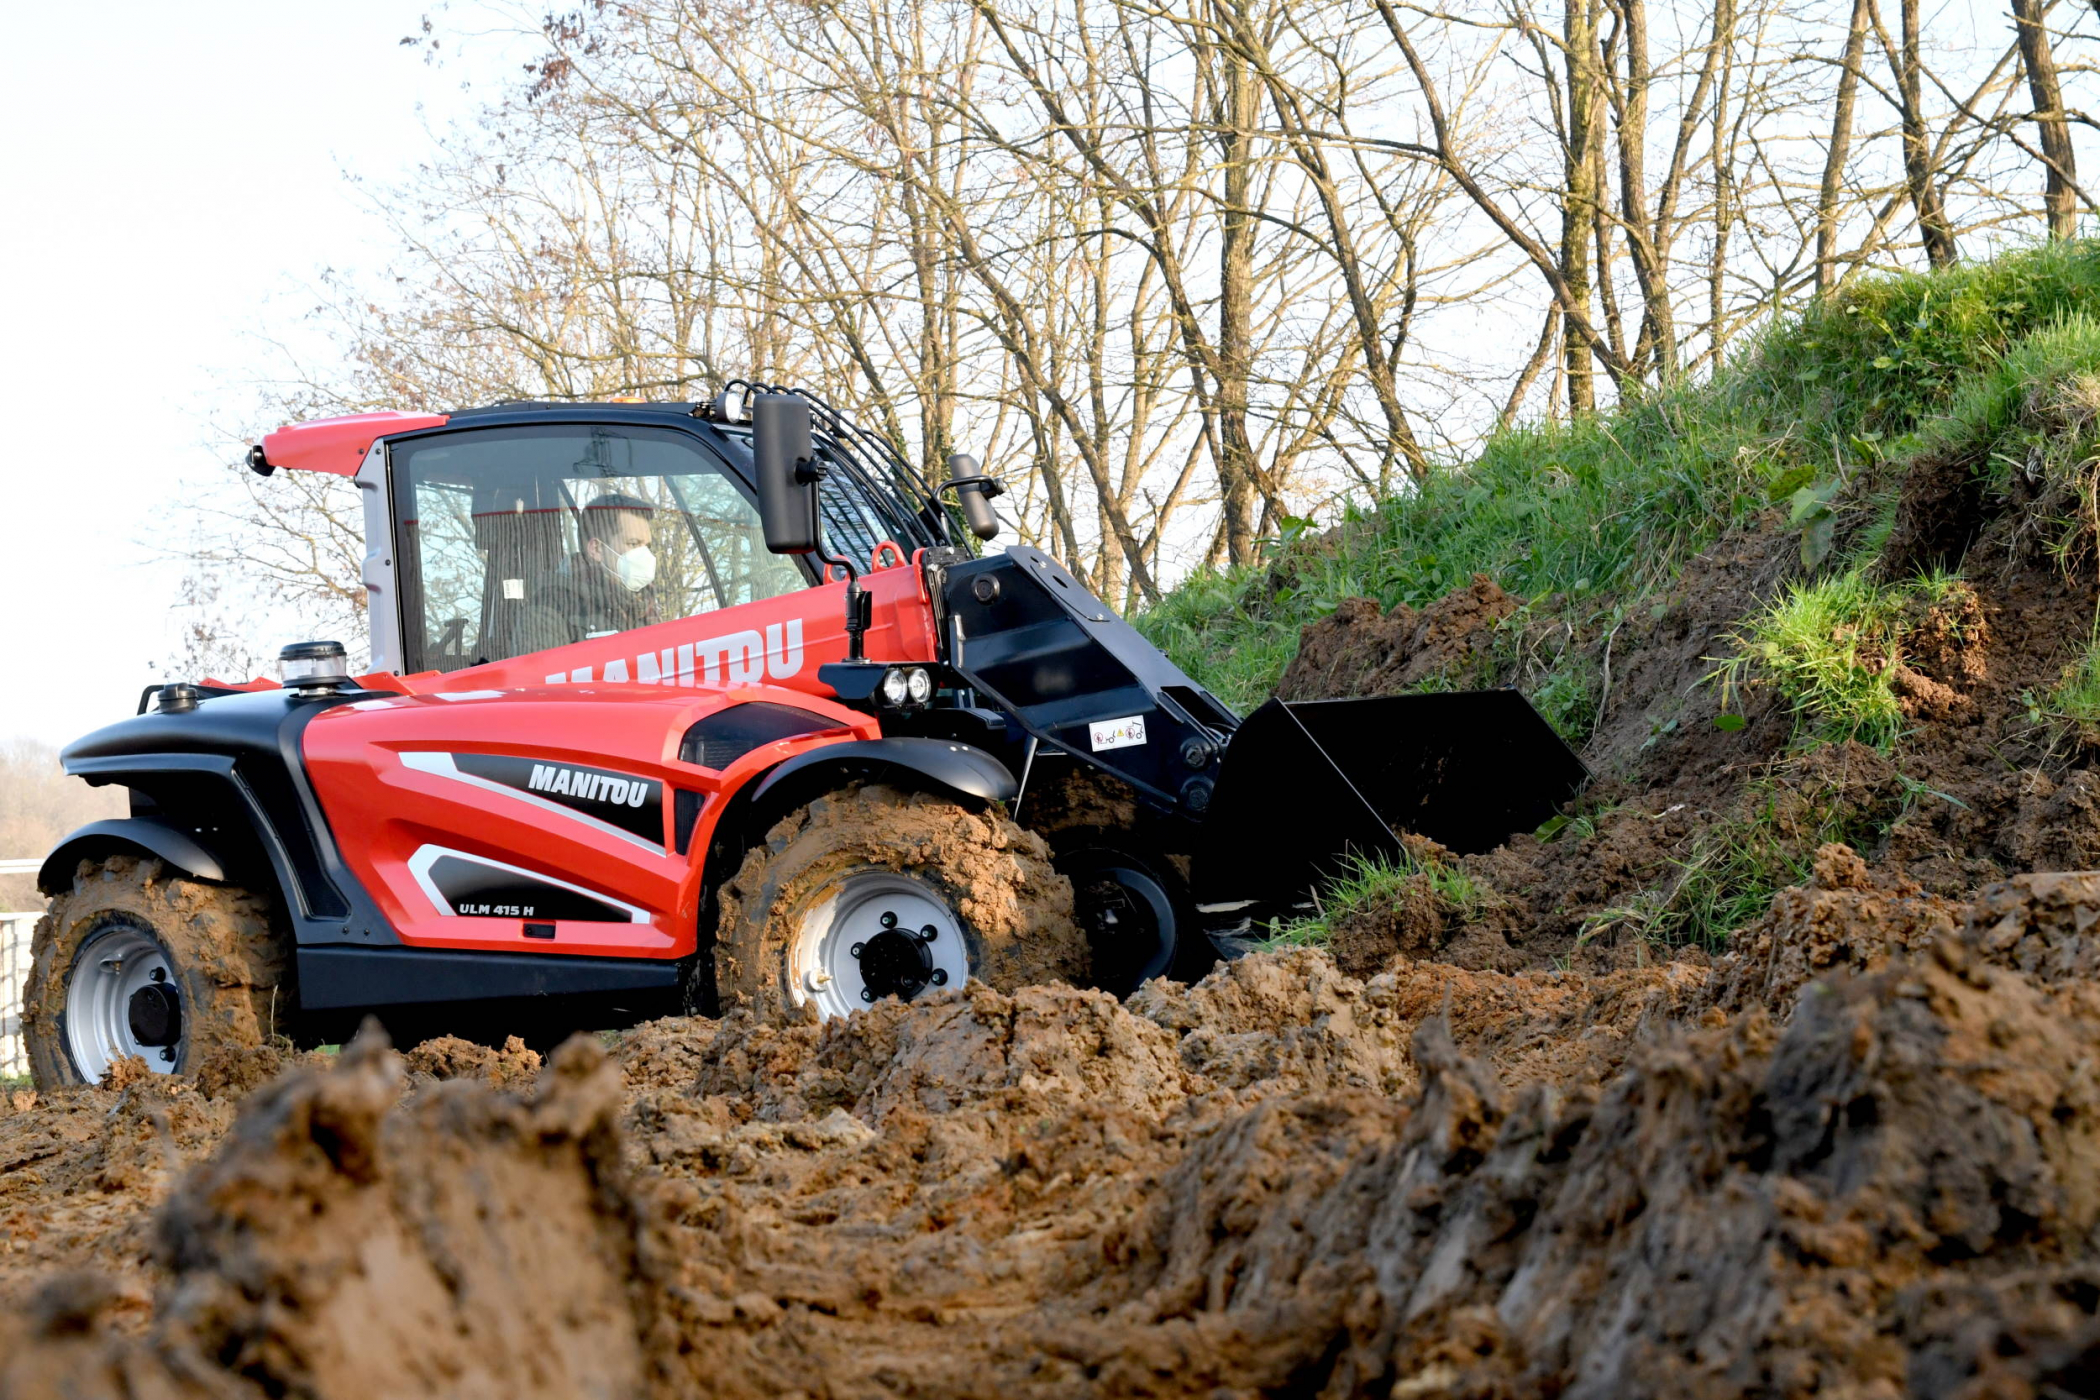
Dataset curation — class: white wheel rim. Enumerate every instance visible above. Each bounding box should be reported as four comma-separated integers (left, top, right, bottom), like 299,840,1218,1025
65,924,182,1082
787,871,968,1020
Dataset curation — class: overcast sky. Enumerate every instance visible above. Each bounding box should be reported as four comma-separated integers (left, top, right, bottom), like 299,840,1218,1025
0,2,508,746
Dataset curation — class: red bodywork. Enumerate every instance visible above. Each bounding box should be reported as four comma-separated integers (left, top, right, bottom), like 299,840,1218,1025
274,413,944,964
304,685,877,960
261,412,452,476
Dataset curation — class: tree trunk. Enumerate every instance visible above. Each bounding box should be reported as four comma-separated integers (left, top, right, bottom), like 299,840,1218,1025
1216,16,1260,566
1609,0,1674,377
1816,0,1871,291
1897,0,1959,266
1562,0,1602,413
1708,0,1737,352
2011,0,2079,240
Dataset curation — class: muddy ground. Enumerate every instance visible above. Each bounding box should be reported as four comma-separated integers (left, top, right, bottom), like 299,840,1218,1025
15,429,2100,1395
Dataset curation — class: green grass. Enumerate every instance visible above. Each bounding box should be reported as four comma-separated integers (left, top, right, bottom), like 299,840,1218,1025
1909,312,2100,491
1580,750,1914,951
1136,240,2100,736
1261,848,1482,951
0,1073,31,1093
2028,617,2100,742
1716,569,1983,752
1140,241,2100,953
2052,637,2100,727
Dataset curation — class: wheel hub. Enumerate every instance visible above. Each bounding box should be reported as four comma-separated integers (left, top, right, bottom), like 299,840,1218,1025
1060,853,1177,997
127,981,182,1047
788,872,967,1020
854,923,940,1001
64,922,184,1080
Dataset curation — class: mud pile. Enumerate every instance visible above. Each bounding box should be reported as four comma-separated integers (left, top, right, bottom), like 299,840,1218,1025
2,1034,648,1400
13,894,2100,1397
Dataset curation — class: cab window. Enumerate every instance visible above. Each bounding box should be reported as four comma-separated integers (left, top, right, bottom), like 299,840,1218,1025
390,424,808,673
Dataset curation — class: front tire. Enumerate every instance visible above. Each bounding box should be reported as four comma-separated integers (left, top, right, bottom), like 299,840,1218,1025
24,856,287,1089
713,784,1084,1021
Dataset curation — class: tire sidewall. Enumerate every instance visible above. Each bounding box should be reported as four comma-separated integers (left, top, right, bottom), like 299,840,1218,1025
734,838,1000,1019
25,861,280,1090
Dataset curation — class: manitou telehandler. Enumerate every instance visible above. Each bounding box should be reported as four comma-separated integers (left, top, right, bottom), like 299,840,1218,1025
24,387,1584,1086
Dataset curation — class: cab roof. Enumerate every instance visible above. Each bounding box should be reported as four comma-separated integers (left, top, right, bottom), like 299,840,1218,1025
253,402,716,477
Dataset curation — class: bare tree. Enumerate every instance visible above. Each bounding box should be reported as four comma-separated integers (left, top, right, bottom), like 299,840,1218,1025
2011,0,2082,237
170,0,2099,646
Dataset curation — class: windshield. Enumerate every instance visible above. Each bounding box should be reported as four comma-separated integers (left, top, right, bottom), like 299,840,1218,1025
390,423,809,673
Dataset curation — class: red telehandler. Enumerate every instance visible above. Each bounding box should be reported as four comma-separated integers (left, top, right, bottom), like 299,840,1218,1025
24,387,1585,1086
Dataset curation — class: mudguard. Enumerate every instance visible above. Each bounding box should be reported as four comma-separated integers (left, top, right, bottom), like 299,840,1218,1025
39,818,228,895
748,736,1018,812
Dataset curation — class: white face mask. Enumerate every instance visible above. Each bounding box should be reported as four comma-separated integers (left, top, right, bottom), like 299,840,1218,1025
611,544,656,593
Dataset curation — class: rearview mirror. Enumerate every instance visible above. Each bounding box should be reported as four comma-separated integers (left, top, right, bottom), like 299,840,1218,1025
752,393,819,554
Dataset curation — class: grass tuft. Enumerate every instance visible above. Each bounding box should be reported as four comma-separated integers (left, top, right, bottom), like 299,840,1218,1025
1261,847,1481,951
2028,618,2100,744
1716,569,1972,751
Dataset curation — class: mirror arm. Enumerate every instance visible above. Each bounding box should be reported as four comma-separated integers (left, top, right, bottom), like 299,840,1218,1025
812,538,870,663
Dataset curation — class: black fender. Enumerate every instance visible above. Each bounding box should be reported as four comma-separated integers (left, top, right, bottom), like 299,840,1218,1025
748,736,1017,818
39,818,229,896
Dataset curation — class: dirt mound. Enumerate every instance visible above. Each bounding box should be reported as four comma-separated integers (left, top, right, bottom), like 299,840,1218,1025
1352,441,2095,968
12,932,2100,1396
401,1033,544,1087
1275,574,1519,701
2,1031,652,1400
1965,869,2100,983
1708,841,1963,1015
1038,944,2100,1398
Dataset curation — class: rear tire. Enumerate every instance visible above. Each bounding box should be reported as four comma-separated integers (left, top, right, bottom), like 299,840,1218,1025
1055,839,1216,994
713,784,1084,1021
24,856,287,1089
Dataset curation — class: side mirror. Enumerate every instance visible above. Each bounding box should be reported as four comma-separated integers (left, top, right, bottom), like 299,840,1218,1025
752,393,820,554
946,453,1002,542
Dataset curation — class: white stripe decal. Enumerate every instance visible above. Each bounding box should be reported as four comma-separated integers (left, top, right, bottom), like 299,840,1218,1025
405,844,651,923
398,751,664,852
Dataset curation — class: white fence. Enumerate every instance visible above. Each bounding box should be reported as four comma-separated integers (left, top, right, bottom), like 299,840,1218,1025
2,858,42,1078
1,911,37,1078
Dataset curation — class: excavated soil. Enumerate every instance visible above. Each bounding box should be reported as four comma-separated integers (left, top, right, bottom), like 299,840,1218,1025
17,417,2100,1394
14,890,2100,1397
1276,574,1521,701
1288,462,2100,973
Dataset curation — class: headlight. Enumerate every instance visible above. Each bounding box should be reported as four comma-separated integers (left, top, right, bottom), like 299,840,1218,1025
880,668,912,706
905,667,933,704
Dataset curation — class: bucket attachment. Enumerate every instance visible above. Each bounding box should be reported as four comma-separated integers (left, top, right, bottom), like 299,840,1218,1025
1192,690,1589,914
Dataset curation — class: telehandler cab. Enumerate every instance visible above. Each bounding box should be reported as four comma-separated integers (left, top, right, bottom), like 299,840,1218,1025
25,386,1585,1086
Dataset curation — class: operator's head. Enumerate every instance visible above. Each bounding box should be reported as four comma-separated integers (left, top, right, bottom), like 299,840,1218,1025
580,491,656,593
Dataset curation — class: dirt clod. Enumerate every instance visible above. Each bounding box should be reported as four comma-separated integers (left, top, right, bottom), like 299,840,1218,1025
1276,574,1519,701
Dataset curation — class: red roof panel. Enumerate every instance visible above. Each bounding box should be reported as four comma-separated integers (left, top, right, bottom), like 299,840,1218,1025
259,411,450,476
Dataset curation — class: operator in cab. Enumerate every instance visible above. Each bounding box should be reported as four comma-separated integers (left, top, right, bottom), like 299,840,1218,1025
519,491,662,648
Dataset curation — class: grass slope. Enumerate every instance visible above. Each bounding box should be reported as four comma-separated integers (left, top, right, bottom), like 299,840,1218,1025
1138,239,2100,741
1138,240,2100,952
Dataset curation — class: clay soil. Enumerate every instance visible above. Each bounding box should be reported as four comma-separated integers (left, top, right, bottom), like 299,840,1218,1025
17,448,2100,1396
